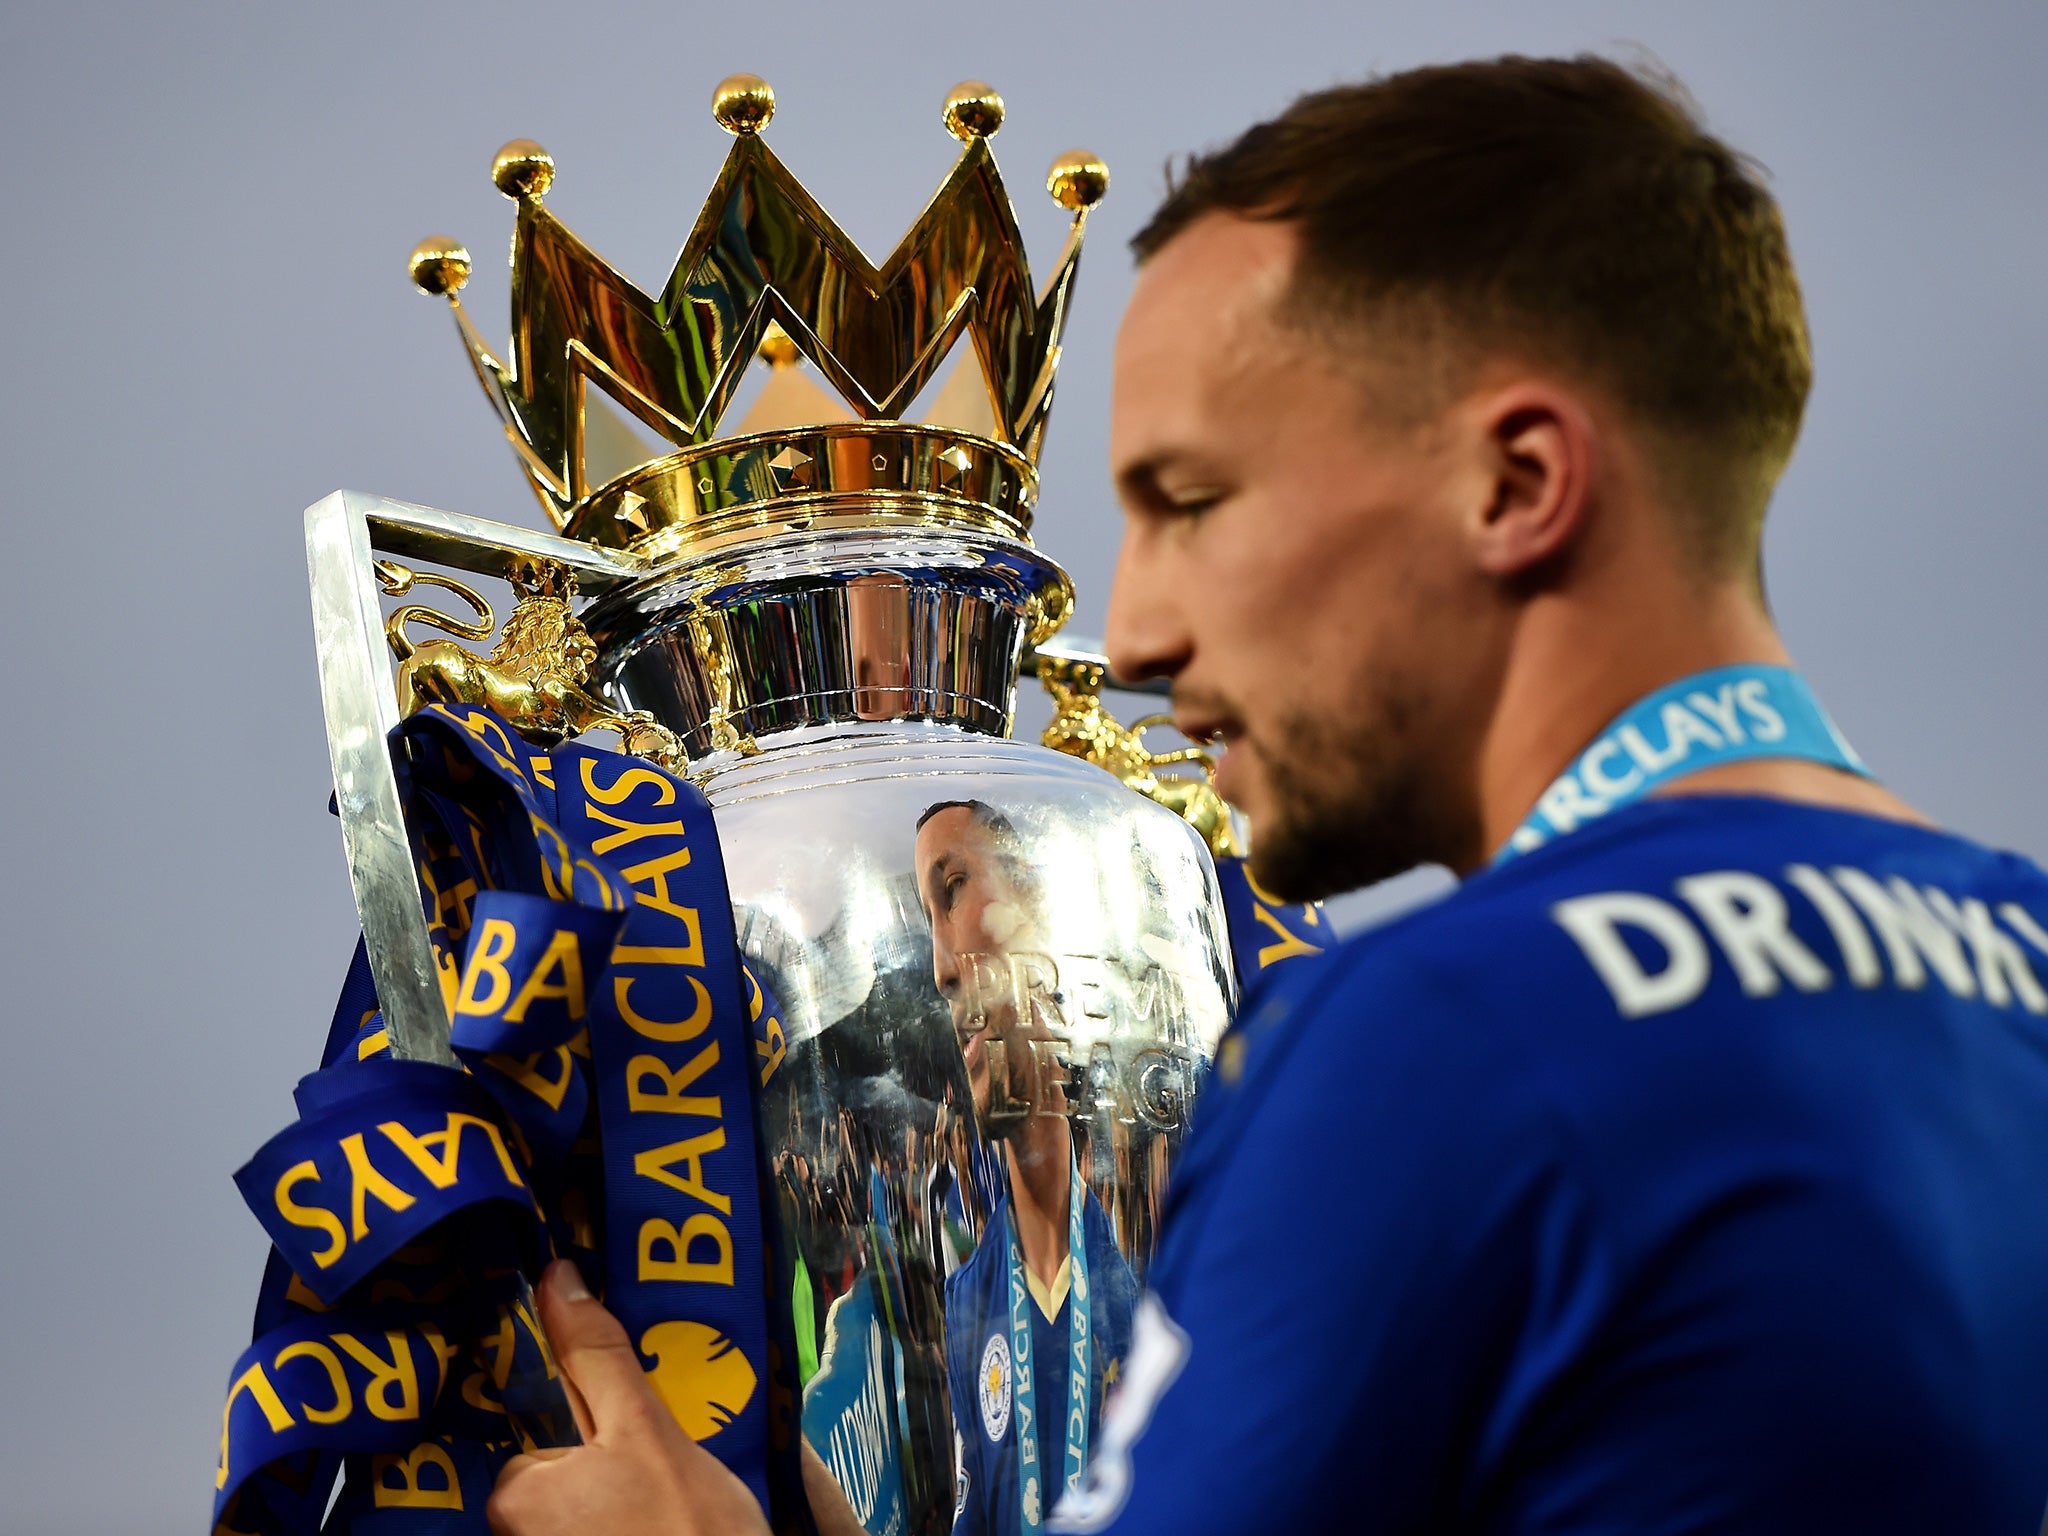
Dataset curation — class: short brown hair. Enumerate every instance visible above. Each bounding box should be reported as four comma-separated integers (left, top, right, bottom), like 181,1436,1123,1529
1134,56,1812,568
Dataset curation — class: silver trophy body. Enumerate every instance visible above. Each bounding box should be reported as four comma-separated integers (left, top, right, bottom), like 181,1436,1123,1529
591,525,1235,1531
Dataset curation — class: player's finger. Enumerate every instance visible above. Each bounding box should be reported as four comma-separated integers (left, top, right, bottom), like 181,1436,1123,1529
487,1450,549,1533
559,1363,595,1444
535,1259,663,1441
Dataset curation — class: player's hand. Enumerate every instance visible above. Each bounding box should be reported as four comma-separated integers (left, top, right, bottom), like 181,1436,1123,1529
487,1261,771,1536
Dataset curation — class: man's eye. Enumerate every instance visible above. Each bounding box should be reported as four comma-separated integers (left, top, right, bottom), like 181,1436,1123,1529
1160,487,1225,517
943,874,967,913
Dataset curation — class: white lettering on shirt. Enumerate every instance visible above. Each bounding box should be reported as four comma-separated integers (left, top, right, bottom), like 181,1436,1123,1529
1676,871,1832,997
1551,892,1712,1018
1827,869,1978,997
1554,861,2048,1019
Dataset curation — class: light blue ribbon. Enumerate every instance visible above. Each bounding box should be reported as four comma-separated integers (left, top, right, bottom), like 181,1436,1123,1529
1004,1154,1090,1534
1496,664,1869,865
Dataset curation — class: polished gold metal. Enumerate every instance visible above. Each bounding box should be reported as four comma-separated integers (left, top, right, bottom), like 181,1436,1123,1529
941,80,1004,140
408,237,472,296
756,322,802,370
377,557,685,767
711,73,775,135
568,421,1042,558
491,139,555,199
1046,150,1110,210
412,78,1104,546
1039,652,1242,858
376,558,495,647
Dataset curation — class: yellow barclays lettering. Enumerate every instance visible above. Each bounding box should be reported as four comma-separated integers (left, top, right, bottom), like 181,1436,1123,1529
577,754,739,1294
636,1130,732,1214
614,947,713,1043
271,1116,526,1271
217,1324,452,1490
273,1340,352,1424
218,1361,295,1488
747,968,786,1087
455,919,593,1025
372,1441,464,1510
627,1042,722,1116
639,1212,735,1285
486,1046,579,1112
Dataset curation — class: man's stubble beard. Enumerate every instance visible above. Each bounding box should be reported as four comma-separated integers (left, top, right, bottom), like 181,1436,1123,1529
1244,655,1469,903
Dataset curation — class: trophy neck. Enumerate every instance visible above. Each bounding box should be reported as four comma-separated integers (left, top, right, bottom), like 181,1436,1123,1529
582,525,1073,761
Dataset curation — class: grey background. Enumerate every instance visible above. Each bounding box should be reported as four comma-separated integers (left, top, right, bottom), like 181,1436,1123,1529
1,1,2042,1528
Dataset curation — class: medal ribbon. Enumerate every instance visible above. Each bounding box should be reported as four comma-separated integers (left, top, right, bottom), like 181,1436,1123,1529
1495,664,1869,864
1004,1153,1090,1536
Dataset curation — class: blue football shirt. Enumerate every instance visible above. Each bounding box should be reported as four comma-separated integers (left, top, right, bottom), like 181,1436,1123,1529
1052,797,2048,1533
949,1184,1138,1536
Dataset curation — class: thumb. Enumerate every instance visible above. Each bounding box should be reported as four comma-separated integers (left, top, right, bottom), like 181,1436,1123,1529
535,1259,665,1442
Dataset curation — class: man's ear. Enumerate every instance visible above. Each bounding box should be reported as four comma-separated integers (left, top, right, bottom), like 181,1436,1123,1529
1467,384,1597,578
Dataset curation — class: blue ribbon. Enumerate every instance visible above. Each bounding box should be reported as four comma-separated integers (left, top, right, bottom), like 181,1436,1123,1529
320,1438,511,1535
216,1301,554,1534
236,1057,548,1305
548,738,774,1495
216,705,788,1534
1496,664,1869,863
1214,857,1327,981
1004,1155,1091,1535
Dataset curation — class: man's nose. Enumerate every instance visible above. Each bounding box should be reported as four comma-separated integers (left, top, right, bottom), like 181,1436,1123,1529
932,943,960,1000
1104,521,1191,685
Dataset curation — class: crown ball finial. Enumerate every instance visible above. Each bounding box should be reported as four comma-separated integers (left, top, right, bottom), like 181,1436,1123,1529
757,323,802,369
942,81,1004,141
409,236,472,296
713,74,776,135
1047,150,1110,210
492,140,555,200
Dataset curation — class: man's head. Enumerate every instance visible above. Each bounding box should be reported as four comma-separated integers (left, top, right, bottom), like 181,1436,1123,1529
1105,55,1811,897
914,800,1044,1124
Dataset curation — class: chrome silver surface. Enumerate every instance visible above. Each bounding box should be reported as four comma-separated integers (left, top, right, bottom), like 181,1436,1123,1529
584,528,1071,759
701,724,1233,1535
585,518,1237,1533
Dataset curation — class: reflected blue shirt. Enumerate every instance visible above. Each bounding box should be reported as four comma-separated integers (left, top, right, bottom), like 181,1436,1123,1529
950,1184,1137,1536
1058,798,2048,1534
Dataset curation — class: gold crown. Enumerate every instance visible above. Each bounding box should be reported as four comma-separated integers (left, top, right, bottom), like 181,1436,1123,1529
409,75,1108,562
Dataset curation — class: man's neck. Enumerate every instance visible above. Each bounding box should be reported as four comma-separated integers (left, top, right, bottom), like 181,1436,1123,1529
1470,570,1922,868
1005,1115,1072,1287
1654,757,1930,824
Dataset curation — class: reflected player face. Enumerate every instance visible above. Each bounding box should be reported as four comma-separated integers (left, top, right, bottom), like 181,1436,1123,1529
1105,213,1506,896
915,806,1031,1119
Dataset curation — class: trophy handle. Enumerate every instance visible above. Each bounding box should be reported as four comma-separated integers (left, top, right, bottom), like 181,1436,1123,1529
305,491,651,1449
304,490,647,1064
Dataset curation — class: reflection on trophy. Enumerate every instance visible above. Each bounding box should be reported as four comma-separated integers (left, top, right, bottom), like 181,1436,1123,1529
913,799,1140,1536
288,72,1236,1535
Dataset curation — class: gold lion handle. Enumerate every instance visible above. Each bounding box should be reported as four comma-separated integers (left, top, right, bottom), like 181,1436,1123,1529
373,559,695,775
1037,654,1241,859
587,712,690,775
375,559,496,660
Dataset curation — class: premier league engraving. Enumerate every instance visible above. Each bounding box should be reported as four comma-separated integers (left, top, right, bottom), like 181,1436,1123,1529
221,75,1266,1536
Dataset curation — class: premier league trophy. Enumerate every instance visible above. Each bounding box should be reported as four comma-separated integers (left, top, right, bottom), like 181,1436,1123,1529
215,75,1320,1536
